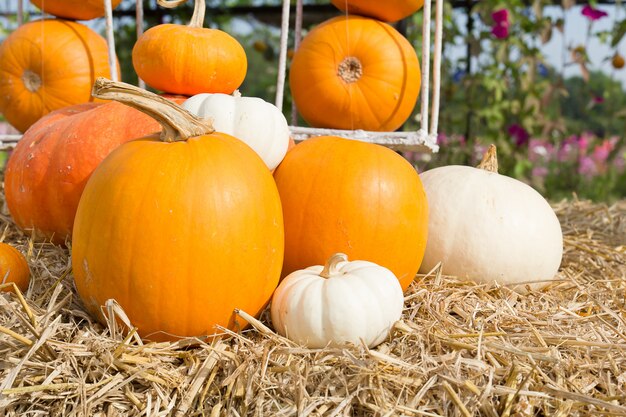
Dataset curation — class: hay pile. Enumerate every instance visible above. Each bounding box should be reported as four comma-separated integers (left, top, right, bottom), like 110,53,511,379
0,197,625,416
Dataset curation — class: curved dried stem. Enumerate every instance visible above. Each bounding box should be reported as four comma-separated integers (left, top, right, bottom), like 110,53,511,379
477,144,499,173
320,253,349,279
91,77,214,142
157,0,205,28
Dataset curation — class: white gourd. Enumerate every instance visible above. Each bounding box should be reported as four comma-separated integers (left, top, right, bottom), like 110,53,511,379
419,145,563,291
270,253,404,348
182,91,290,170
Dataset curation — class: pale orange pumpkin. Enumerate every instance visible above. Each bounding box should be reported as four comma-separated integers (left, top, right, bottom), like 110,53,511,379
0,243,30,293
0,19,118,132
273,136,429,291
30,0,123,21
331,0,424,22
4,96,185,245
72,78,283,341
132,0,247,96
289,16,420,132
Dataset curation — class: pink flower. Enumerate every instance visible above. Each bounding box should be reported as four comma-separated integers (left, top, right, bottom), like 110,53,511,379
592,139,614,163
529,139,554,162
578,156,597,177
491,9,510,39
578,132,592,152
557,135,579,162
532,166,549,178
582,5,608,21
492,25,510,39
492,9,509,24
508,123,530,146
593,96,605,104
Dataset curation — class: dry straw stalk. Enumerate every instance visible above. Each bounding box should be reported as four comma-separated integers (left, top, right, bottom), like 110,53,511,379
0,193,625,416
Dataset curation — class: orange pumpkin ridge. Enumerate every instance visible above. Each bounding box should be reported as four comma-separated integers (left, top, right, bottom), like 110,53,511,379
330,0,424,22
0,19,120,132
273,136,429,291
30,0,123,21
0,243,30,293
289,16,420,132
72,78,283,341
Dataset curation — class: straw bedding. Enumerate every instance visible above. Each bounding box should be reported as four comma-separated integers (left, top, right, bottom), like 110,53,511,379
0,196,624,416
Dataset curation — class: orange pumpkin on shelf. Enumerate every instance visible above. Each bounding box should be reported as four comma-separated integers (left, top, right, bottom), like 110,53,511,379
72,78,283,341
30,0,123,21
289,16,420,132
331,0,424,22
4,96,185,245
273,136,429,291
132,0,247,95
0,243,30,293
0,19,118,132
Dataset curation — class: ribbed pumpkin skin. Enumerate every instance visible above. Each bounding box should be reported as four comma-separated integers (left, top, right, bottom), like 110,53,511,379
0,19,118,132
132,25,247,96
331,0,424,22
289,16,420,132
4,99,184,245
30,0,123,20
0,243,30,293
72,133,284,341
273,136,428,291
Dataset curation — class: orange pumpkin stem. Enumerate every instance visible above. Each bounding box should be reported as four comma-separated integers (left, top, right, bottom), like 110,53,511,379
477,144,498,173
91,77,214,142
320,253,348,279
157,0,205,28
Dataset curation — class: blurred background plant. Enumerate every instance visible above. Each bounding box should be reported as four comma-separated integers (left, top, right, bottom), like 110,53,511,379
0,0,625,201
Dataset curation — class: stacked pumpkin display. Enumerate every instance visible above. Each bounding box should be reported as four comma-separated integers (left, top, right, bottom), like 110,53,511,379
0,0,565,350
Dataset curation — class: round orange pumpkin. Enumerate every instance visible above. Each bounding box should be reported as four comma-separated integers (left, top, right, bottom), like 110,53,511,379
72,78,284,341
0,243,30,293
289,16,420,132
132,0,247,95
0,19,119,132
30,0,123,21
331,0,424,22
4,96,186,245
273,136,429,291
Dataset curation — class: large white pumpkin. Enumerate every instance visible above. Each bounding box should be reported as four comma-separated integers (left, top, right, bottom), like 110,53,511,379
182,91,290,170
270,253,404,348
419,145,563,291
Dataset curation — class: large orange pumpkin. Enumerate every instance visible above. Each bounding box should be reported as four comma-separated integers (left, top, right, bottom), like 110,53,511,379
289,16,420,132
0,243,30,293
30,0,123,21
0,19,118,132
330,0,424,22
273,136,429,291
132,0,247,95
4,96,185,245
72,78,284,341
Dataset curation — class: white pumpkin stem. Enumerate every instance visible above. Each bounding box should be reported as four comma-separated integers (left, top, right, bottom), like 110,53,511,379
320,253,348,279
157,0,205,28
477,144,498,173
91,77,215,142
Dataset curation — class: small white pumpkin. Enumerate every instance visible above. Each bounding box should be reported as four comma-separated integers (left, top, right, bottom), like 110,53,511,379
270,253,404,348
418,145,563,291
182,91,290,170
